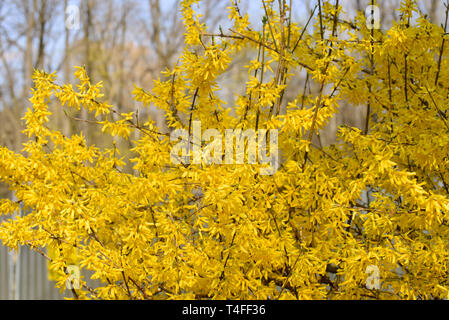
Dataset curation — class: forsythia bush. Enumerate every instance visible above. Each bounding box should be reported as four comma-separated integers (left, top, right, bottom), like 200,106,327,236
1,0,449,299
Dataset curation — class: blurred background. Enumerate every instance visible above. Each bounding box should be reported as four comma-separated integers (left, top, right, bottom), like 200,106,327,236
0,0,445,299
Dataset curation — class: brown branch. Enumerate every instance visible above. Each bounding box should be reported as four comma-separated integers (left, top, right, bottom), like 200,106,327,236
435,2,449,86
